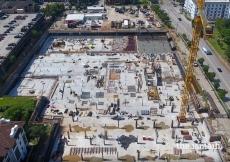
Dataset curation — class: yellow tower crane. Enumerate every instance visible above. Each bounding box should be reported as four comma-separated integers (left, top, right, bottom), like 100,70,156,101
179,0,213,123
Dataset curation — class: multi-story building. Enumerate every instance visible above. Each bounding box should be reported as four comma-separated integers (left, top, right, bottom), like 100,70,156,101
184,0,230,20
0,119,28,162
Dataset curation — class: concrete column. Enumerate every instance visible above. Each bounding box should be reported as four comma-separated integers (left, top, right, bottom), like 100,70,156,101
69,124,72,132
191,120,194,125
90,138,92,145
84,131,87,139
171,106,173,113
137,150,140,160
187,105,190,113
102,149,104,159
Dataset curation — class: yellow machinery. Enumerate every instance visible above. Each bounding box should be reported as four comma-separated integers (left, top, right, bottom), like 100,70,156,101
179,0,213,122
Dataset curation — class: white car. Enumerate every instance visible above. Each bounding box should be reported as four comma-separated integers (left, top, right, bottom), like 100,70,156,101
13,23,19,26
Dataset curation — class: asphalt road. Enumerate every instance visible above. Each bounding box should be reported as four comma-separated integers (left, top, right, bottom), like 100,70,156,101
160,0,230,107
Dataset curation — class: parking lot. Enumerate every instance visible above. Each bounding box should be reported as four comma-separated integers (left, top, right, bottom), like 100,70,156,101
0,14,37,58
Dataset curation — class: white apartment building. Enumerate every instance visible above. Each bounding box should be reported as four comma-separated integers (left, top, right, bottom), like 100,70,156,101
0,120,28,162
184,0,230,20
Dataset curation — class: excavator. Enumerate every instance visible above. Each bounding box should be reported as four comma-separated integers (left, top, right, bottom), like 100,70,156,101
179,0,213,123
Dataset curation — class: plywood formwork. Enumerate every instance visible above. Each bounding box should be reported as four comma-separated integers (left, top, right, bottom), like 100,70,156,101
147,86,159,100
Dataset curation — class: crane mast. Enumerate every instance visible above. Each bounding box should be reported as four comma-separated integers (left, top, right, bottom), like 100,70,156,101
179,0,213,122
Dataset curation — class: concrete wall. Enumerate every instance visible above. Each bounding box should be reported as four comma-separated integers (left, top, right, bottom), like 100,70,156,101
29,96,48,122
48,29,167,36
173,52,185,79
42,123,61,162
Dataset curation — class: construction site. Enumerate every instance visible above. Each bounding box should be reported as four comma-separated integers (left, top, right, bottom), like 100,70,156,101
9,35,223,162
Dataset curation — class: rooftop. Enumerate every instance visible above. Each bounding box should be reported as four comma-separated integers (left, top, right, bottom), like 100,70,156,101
87,6,104,10
0,120,25,160
65,14,85,21
85,13,103,17
205,0,229,2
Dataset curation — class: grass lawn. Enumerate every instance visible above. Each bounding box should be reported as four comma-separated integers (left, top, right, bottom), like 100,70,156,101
0,96,37,121
0,96,36,107
208,29,227,57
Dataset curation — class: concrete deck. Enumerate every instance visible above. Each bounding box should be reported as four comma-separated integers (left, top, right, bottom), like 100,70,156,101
8,36,222,162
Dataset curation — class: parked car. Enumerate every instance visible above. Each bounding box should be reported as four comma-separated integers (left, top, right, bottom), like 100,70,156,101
13,23,19,26
14,34,23,38
6,46,13,50
8,43,16,46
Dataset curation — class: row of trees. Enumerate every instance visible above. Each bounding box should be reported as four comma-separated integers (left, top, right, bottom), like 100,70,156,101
40,3,65,19
151,5,173,28
25,123,51,145
197,58,228,100
214,19,230,62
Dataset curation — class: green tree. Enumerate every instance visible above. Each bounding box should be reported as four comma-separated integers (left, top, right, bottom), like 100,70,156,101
214,82,220,90
187,41,191,48
41,3,65,19
225,45,230,62
215,19,225,29
69,0,76,5
143,4,148,9
151,4,160,12
191,19,194,28
197,57,204,66
25,124,47,140
68,4,72,10
136,4,141,10
4,104,34,121
34,3,40,12
181,33,187,40
207,72,216,81
10,55,16,64
202,65,209,74
31,30,38,38
75,4,80,11
218,89,228,100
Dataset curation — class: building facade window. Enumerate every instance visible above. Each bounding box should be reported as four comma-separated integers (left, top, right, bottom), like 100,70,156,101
22,133,27,144
14,146,21,161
